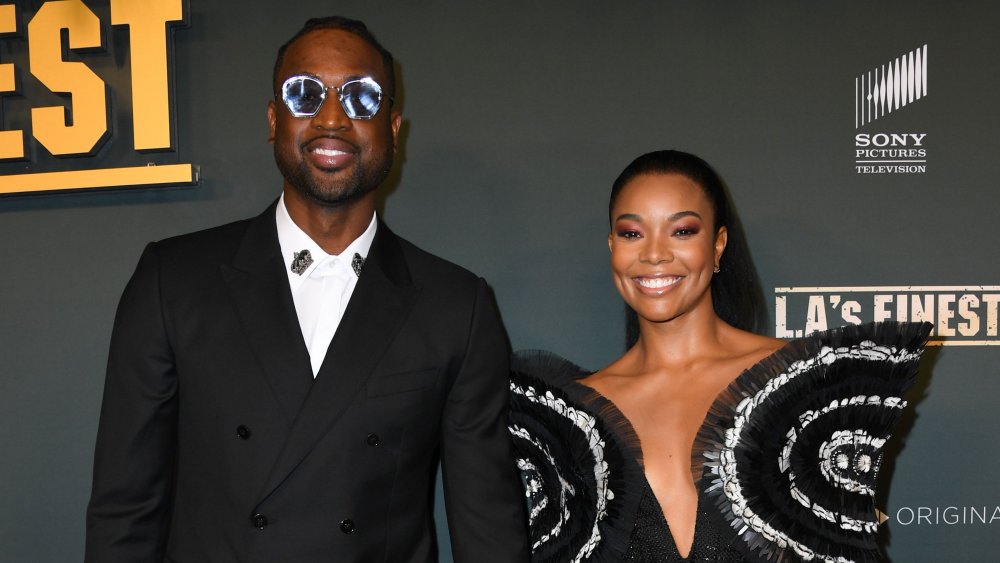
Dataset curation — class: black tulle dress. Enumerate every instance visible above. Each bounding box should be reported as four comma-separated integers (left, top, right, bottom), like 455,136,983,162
508,321,931,563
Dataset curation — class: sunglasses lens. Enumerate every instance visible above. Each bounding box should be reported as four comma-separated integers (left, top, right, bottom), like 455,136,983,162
340,79,383,119
282,76,325,117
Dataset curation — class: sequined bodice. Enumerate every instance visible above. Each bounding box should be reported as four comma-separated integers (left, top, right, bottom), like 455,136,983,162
624,481,746,562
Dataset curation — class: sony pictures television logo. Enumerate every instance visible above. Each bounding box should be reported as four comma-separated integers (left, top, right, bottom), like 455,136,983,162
854,44,928,174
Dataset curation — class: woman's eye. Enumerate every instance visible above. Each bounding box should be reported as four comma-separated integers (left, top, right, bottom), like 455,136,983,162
673,226,700,237
617,230,641,240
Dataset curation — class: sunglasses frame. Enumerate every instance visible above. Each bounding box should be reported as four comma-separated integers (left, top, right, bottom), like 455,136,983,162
279,75,388,120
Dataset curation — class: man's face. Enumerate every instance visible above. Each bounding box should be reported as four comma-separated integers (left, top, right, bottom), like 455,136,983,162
267,29,401,206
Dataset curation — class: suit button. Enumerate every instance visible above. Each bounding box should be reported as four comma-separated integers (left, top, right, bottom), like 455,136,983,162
236,425,251,440
365,433,380,446
251,513,268,529
340,519,355,534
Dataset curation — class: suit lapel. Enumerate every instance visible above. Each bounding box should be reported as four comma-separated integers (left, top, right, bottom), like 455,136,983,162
257,222,421,501
220,203,314,424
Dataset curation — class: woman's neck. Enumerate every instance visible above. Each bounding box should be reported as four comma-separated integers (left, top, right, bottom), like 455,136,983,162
630,306,730,371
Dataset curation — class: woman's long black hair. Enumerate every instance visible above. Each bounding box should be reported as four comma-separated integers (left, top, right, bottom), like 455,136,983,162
609,150,768,348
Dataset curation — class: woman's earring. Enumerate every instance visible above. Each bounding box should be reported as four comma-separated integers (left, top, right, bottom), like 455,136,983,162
713,264,721,273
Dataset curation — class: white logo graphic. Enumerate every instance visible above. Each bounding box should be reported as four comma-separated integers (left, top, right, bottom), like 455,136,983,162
853,45,929,174
855,44,928,129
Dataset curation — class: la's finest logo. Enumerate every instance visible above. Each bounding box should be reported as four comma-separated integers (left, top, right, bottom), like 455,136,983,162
775,286,1000,346
853,44,928,175
0,0,194,195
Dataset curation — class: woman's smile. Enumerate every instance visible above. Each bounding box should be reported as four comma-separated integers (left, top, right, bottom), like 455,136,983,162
633,274,684,292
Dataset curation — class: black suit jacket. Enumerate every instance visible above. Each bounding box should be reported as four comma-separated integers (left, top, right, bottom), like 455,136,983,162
85,204,529,562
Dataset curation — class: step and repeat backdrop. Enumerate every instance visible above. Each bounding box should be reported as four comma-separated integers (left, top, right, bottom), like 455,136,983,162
1,1,996,561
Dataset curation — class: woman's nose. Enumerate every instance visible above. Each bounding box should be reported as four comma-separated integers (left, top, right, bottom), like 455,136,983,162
640,233,673,264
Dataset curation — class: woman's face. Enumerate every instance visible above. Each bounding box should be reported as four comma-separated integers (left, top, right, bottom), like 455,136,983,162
608,173,727,325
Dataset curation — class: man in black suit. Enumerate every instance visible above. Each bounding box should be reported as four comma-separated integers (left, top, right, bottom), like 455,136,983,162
85,16,529,562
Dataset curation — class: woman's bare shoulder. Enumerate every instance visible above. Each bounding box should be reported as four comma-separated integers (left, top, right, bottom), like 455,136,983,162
579,350,640,392
721,325,786,367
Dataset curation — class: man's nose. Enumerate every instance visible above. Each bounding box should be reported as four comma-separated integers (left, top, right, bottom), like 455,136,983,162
312,96,351,130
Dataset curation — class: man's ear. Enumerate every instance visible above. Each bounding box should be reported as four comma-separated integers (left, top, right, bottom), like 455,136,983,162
390,110,402,151
266,100,277,143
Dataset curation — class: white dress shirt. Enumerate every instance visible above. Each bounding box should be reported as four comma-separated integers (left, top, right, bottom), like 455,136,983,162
275,194,377,376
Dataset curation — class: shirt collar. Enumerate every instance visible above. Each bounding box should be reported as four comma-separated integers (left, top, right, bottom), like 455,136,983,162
275,194,378,290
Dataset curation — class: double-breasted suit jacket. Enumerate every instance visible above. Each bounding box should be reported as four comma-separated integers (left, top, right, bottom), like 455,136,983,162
85,203,529,562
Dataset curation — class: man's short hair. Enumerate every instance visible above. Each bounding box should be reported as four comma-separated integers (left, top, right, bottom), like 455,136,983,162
273,16,396,100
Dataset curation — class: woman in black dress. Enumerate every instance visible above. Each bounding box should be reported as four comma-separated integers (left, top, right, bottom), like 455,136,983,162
509,150,929,562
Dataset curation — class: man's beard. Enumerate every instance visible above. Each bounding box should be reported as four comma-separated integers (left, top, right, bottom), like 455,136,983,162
275,142,393,206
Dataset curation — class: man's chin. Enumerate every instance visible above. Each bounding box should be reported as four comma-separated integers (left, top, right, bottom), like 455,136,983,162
279,158,385,208
300,182,371,207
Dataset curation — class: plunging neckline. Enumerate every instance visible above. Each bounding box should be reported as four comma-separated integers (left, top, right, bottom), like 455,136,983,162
510,322,928,563
571,378,712,559
571,343,789,559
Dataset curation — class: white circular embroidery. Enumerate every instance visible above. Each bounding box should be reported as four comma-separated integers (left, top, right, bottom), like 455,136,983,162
510,381,613,561
711,340,920,563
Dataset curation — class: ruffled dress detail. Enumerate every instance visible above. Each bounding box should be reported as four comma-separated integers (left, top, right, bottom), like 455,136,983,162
508,321,931,563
